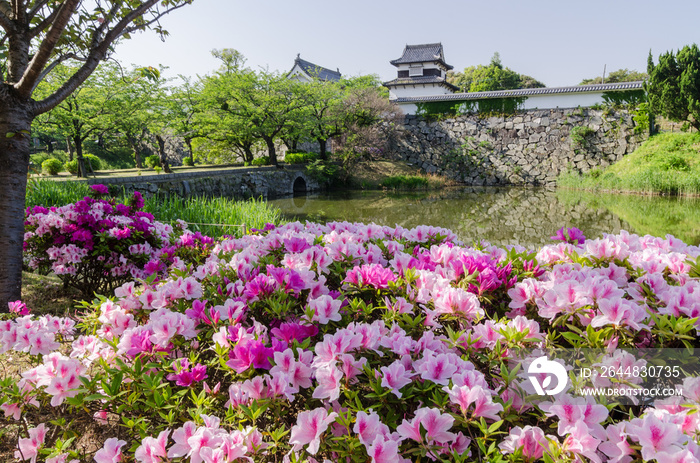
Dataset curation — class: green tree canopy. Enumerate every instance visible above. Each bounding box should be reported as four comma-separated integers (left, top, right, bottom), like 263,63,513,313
447,53,545,92
646,45,700,131
579,68,648,85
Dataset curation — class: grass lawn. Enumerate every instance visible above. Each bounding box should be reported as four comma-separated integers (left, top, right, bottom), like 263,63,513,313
558,131,700,195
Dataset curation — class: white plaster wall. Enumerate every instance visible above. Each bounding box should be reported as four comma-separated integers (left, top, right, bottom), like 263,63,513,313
389,85,454,100
520,92,607,110
397,91,615,114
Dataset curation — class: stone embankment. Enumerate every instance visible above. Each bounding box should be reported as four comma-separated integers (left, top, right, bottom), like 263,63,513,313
390,108,647,186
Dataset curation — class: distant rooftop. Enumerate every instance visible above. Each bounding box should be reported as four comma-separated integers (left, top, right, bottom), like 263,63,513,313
390,43,453,70
289,54,341,82
393,81,644,103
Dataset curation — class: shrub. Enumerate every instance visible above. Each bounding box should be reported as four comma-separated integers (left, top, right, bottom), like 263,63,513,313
284,151,319,164
182,156,194,166
251,156,270,166
83,153,102,171
569,125,596,148
23,186,180,297
41,158,63,175
145,154,161,169
5,224,700,462
64,159,79,175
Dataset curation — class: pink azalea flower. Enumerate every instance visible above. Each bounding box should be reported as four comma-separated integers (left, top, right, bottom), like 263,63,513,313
308,295,342,324
312,366,343,401
289,408,338,455
15,423,47,463
397,407,455,445
94,438,127,463
627,414,686,461
134,430,169,463
380,361,415,398
599,422,634,463
367,435,401,463
498,425,550,460
562,420,602,463
414,352,458,386
353,410,390,447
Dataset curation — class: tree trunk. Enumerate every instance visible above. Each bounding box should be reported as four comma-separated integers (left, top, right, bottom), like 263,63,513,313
155,134,172,173
242,145,254,163
185,137,194,164
127,135,142,168
318,138,328,161
75,135,88,178
0,97,32,311
264,137,278,166
66,136,74,161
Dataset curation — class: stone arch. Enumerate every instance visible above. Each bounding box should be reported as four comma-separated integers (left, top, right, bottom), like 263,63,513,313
292,175,307,195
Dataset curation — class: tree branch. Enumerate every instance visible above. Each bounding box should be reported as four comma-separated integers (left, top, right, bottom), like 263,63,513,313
27,0,50,20
14,0,81,98
121,2,192,36
31,0,189,115
28,5,59,39
12,0,26,24
0,9,14,32
31,52,79,91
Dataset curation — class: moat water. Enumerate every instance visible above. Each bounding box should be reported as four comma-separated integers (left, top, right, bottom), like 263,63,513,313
269,187,700,248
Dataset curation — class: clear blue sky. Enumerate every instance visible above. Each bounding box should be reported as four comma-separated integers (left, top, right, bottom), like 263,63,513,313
114,0,700,87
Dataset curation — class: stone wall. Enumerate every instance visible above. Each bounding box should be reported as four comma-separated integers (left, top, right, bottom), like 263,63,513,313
84,165,321,199
391,108,647,186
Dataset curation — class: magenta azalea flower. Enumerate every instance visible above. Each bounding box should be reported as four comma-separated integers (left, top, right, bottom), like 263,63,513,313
344,263,396,289
8,300,29,315
550,226,586,245
90,184,109,196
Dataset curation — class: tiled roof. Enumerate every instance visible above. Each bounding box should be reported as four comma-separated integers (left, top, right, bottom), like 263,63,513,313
390,43,453,70
384,76,460,91
291,55,341,82
393,81,644,103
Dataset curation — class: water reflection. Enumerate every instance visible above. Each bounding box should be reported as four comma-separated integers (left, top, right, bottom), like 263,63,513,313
269,188,700,247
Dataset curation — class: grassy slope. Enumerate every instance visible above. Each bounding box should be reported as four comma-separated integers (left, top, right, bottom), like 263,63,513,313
347,160,457,190
558,132,700,195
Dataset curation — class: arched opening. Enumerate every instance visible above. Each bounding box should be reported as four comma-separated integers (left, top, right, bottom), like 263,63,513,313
293,176,307,196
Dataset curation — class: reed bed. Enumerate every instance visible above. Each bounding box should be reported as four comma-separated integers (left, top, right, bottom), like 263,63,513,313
25,179,284,238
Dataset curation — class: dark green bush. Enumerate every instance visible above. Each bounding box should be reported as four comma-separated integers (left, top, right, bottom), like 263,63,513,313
251,157,270,166
41,158,63,175
284,152,319,164
145,155,161,169
182,157,194,166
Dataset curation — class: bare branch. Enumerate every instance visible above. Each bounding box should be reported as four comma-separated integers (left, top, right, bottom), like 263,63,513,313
122,3,192,36
14,0,81,98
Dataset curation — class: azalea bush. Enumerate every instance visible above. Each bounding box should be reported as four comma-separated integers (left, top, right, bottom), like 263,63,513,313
23,185,202,297
3,221,700,462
